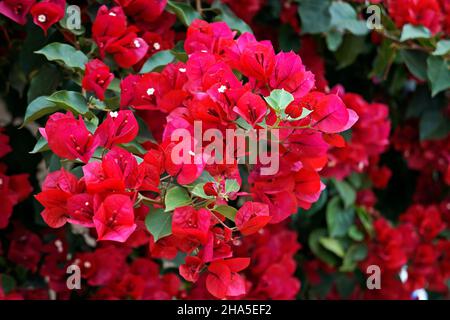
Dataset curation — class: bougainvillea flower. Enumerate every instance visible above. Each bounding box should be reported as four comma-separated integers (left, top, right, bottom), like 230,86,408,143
82,161,125,194
35,169,80,228
82,59,114,101
235,201,271,235
106,31,148,69
0,0,35,24
93,194,136,242
179,256,204,282
233,92,267,127
304,92,358,133
0,172,32,229
115,0,167,25
387,0,443,34
66,193,95,227
96,110,138,148
172,206,211,245
92,5,128,56
30,0,65,34
239,41,275,81
184,19,235,55
102,147,140,190
206,258,250,299
44,112,100,163
269,51,315,99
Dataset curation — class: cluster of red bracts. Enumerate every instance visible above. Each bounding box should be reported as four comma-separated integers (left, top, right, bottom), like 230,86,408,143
0,129,33,229
33,13,362,298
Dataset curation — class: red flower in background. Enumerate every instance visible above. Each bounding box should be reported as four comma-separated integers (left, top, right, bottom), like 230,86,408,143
0,0,35,25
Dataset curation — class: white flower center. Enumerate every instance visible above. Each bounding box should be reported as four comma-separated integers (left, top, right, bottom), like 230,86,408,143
218,85,227,93
153,42,161,50
84,261,92,268
134,39,141,48
147,88,155,95
109,111,119,118
38,14,46,23
179,68,186,73
109,12,117,17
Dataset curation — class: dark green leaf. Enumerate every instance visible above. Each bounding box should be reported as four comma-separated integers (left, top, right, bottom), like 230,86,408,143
46,90,89,114
333,179,356,208
167,1,201,26
326,196,355,237
427,55,450,96
400,24,431,42
400,49,428,81
22,96,59,126
35,42,88,70
145,208,172,242
213,205,237,222
164,186,191,212
212,0,252,34
298,0,332,34
140,50,175,73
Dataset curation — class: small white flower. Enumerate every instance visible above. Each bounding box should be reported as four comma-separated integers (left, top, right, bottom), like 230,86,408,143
84,261,92,268
179,68,186,73
218,85,227,93
54,240,63,253
84,202,90,206
134,39,141,48
108,12,117,17
109,111,119,118
147,87,155,95
153,42,161,50
201,50,208,53
37,14,47,23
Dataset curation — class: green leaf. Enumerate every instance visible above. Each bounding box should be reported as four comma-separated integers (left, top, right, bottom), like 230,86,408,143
213,205,237,222
433,40,450,56
225,179,240,194
326,196,355,237
400,49,428,81
326,30,344,52
120,141,147,155
27,64,61,103
145,208,172,242
335,35,367,69
164,186,191,212
427,55,450,96
348,225,364,241
22,96,59,126
191,183,215,199
1,274,16,294
356,207,373,236
47,90,89,114
308,229,339,266
35,42,88,70
329,2,369,36
419,109,450,140
286,107,313,121
400,24,431,42
212,0,252,34
319,237,345,258
298,0,332,34
167,1,201,26
140,50,175,73
333,179,356,208
340,243,368,272
30,136,49,154
369,40,397,80
264,89,294,114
